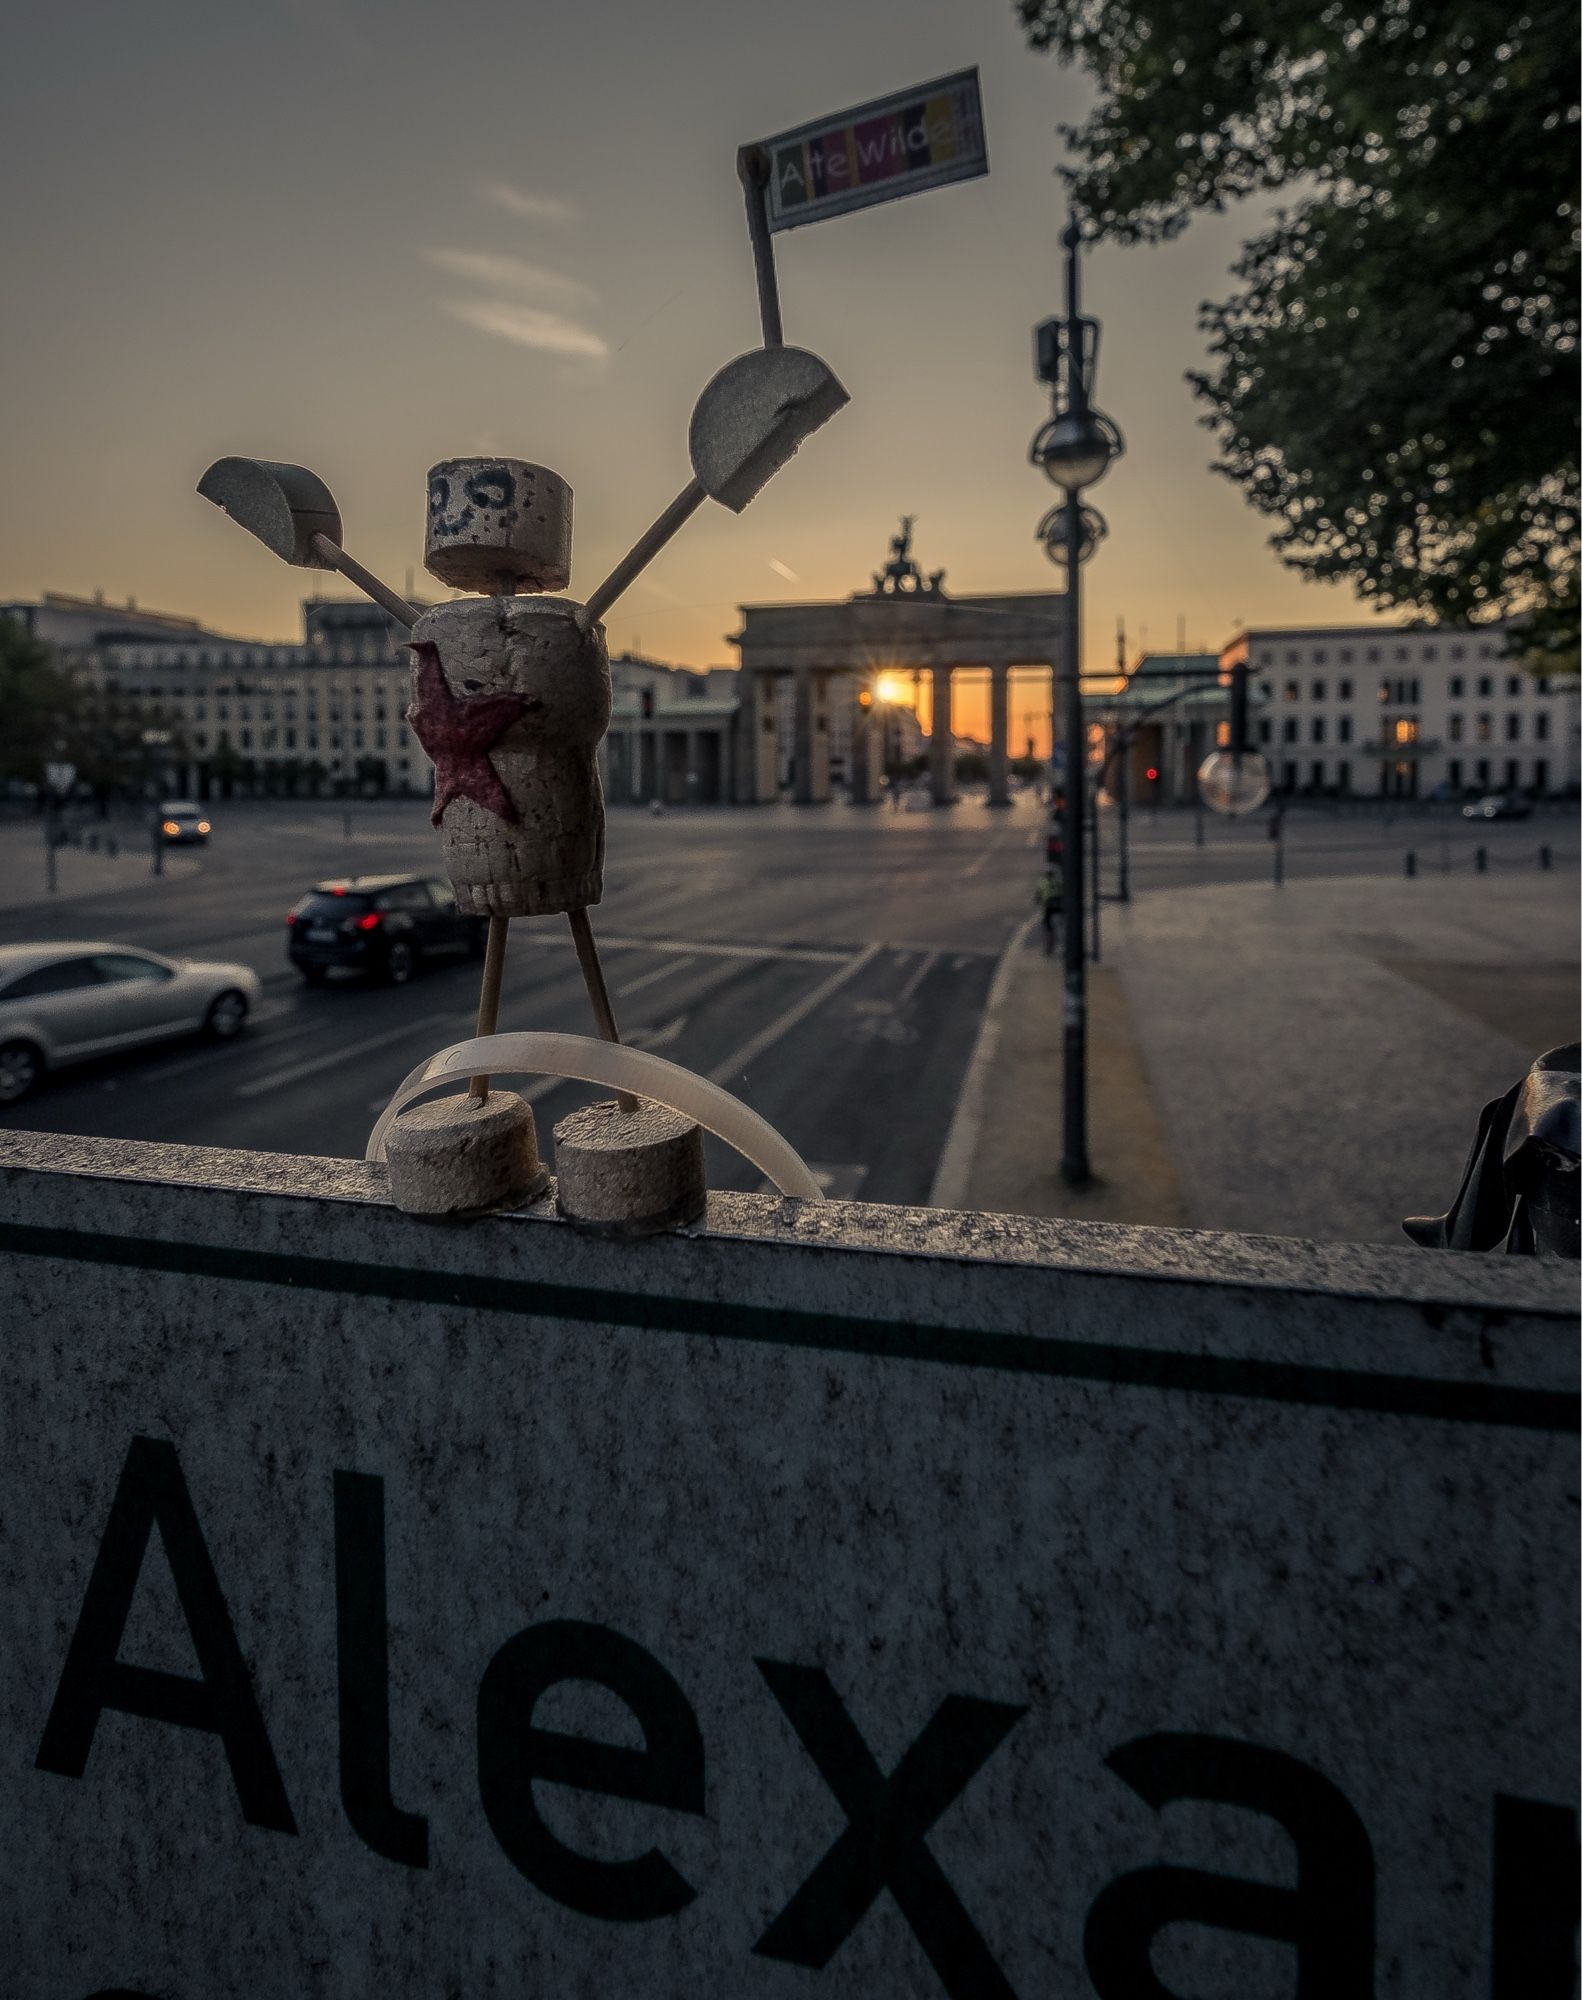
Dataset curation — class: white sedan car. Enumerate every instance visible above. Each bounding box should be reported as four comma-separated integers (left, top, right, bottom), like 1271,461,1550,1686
0,943,260,1106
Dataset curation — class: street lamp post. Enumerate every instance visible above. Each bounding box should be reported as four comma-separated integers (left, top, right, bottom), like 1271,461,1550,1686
1030,217,1124,1186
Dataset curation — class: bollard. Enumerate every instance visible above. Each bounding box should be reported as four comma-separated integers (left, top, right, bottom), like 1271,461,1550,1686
1539,844,1552,871
1405,850,1416,878
1475,847,1487,873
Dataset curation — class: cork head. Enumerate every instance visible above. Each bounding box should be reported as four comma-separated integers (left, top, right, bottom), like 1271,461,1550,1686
424,458,572,592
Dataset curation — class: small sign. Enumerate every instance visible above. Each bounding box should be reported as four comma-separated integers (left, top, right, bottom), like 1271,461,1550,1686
758,69,987,234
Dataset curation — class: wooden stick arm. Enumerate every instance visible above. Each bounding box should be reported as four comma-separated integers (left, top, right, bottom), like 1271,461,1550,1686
308,533,422,629
576,479,706,632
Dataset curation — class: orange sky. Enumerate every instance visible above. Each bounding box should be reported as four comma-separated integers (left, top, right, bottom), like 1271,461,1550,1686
1,0,1398,764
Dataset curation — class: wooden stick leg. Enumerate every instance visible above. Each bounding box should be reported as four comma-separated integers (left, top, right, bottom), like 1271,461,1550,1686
567,908,639,1113
469,915,510,1101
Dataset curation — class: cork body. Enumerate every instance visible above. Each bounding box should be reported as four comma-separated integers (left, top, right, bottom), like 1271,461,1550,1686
408,596,610,917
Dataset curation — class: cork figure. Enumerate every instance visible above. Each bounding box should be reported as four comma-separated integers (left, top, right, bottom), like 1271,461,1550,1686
199,343,848,1222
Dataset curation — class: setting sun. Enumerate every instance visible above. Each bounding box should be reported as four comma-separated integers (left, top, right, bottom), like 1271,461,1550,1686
875,672,910,704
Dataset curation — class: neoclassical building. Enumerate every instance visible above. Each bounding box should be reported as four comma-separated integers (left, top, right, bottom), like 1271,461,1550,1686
727,522,1065,806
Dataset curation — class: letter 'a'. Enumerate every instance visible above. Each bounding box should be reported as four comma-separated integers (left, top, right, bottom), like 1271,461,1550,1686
35,1435,295,1833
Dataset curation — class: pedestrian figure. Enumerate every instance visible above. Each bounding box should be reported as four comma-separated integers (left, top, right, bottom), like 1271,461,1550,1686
1035,862,1064,956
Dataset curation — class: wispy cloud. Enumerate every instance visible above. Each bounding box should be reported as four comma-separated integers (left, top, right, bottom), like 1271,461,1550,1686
444,299,609,361
477,180,577,226
421,247,596,304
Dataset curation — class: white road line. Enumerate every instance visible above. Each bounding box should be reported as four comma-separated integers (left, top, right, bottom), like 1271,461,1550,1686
532,933,848,966
958,828,1017,880
237,1016,460,1099
896,949,939,1007
928,916,1035,1210
706,944,881,1086
616,955,696,997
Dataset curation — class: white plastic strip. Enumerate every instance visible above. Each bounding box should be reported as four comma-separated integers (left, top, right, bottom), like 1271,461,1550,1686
365,1030,825,1201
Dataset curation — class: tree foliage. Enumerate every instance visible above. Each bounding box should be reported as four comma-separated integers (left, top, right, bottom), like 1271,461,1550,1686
1018,0,1579,667
0,616,80,785
0,615,188,794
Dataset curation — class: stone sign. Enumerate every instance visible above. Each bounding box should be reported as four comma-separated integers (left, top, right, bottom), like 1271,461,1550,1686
1,1133,1576,1997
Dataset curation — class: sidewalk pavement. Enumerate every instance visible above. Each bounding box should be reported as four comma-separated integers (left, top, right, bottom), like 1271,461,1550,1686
942,867,1579,1246
0,818,199,916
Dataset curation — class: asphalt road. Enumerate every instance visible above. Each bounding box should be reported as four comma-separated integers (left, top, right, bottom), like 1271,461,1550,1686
2,792,1571,1203
0,798,1040,1203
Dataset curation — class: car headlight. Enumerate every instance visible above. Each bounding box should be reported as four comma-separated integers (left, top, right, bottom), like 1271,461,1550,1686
197,821,211,834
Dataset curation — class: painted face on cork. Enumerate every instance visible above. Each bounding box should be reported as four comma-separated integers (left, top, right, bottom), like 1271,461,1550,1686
428,463,526,541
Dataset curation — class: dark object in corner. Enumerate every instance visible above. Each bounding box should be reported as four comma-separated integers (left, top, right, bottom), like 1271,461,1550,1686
1405,1044,1580,1257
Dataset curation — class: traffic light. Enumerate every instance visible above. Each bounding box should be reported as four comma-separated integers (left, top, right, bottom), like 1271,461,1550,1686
1145,765,1159,784
857,686,873,710
1046,833,1064,863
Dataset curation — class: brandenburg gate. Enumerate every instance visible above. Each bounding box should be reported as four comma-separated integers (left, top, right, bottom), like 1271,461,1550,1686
727,522,1067,806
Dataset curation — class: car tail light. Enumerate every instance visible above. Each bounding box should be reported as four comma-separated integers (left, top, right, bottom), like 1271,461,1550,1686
353,912,382,932
162,820,180,835
285,912,297,927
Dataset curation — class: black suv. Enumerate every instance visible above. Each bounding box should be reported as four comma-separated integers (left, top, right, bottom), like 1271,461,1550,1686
287,875,486,985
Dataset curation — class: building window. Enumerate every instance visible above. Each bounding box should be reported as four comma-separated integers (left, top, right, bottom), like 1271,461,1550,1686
1312,649,1327,665
1259,718,1272,745
1395,645,1408,662
1338,716,1352,744
1477,675,1492,697
1377,681,1390,704
286,729,297,750
1410,678,1420,703
1311,717,1326,744
1338,678,1352,701
1336,760,1350,790
1505,759,1520,790
1506,714,1520,741
1311,761,1325,788
1450,644,1464,661
1365,646,1380,664
1476,758,1491,788
1393,719,1418,745
1536,712,1550,741
1286,649,1300,665
1284,679,1299,702
241,730,253,750
1505,675,1522,697
1338,648,1353,665
1422,644,1436,661
1282,718,1298,744
1311,679,1326,702
1449,676,1464,698
1476,714,1492,742
1449,714,1463,742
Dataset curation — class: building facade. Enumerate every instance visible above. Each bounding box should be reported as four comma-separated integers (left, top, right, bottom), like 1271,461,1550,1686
3,593,750,806
1222,623,1580,800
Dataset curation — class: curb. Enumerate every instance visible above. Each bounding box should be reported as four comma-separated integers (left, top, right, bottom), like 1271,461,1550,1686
927,915,1036,1209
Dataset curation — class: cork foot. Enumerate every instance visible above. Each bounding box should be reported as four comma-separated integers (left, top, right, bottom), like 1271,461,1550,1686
553,1099,706,1237
384,1090,549,1217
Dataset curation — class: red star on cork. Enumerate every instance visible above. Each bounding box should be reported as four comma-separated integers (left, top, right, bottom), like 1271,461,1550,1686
406,640,527,828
